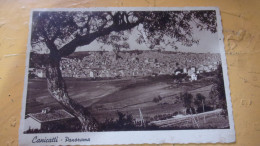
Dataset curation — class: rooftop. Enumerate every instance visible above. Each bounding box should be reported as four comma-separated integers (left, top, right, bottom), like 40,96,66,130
28,109,75,123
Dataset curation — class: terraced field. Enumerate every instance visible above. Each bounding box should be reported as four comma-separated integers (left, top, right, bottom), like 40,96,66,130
26,76,215,123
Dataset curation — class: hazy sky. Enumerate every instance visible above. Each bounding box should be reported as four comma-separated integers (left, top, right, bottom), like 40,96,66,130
76,22,220,53
32,21,220,54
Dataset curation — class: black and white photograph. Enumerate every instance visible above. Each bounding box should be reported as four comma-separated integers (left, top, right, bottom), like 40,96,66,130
19,7,235,145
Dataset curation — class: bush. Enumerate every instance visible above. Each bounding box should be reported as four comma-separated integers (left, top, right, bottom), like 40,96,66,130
100,111,138,131
153,96,162,103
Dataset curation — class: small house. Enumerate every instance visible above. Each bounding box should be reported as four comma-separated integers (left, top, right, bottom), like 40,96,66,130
174,68,183,75
24,109,75,132
190,73,197,81
89,71,94,78
35,68,46,78
187,67,196,76
183,68,187,74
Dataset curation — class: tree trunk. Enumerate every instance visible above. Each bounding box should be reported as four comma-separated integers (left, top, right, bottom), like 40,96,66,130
45,54,99,131
202,100,206,123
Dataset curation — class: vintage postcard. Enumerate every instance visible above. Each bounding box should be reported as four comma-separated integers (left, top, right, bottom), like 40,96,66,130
19,7,235,145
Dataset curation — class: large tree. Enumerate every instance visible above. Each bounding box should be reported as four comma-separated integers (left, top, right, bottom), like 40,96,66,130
209,64,228,116
30,10,217,131
182,92,194,114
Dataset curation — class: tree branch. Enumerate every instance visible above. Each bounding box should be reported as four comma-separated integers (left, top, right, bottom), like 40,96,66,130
59,19,143,57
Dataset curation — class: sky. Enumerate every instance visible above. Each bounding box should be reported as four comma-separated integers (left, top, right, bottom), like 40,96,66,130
76,22,220,53
32,21,220,54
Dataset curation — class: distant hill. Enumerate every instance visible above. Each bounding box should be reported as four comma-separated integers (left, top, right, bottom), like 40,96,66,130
29,50,219,68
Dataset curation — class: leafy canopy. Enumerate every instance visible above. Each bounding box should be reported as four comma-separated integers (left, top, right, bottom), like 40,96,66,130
31,10,217,57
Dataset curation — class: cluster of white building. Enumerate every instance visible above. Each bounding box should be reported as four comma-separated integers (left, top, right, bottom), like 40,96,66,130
175,62,219,81
29,51,221,79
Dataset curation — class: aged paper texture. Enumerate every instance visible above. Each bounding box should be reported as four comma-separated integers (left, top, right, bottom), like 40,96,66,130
19,7,235,145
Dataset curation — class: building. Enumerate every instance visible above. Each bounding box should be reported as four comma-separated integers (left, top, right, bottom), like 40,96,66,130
183,68,187,74
89,71,94,78
197,66,204,74
187,67,196,76
28,68,35,73
204,66,211,72
24,108,75,132
35,68,46,78
174,68,183,75
186,67,198,81
190,73,198,81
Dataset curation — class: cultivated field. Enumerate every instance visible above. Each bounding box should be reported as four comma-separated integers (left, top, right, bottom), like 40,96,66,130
149,109,229,129
26,76,216,124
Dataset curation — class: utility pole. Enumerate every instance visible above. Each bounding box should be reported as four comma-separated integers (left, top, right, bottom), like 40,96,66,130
202,100,206,123
139,108,145,126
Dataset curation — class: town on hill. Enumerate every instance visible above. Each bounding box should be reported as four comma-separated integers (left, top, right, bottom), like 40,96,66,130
29,50,221,80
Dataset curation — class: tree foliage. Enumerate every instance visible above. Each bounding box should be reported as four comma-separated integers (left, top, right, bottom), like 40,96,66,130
100,111,136,131
182,92,194,109
209,64,228,115
31,10,217,57
194,93,206,107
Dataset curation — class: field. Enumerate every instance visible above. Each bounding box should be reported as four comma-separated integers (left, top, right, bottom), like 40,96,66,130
26,75,219,124
149,109,229,129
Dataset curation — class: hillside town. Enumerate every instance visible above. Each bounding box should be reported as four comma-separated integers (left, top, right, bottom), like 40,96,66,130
26,51,225,133
29,51,221,80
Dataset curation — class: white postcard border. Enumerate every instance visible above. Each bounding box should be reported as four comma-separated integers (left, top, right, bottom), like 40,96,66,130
19,7,235,145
